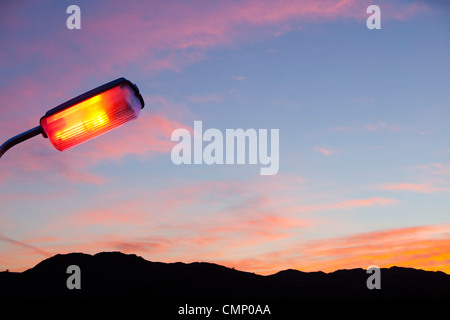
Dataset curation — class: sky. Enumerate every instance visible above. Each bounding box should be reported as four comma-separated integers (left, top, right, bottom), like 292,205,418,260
0,0,449,275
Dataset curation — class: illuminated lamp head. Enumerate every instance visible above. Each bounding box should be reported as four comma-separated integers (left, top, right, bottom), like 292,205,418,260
40,78,144,151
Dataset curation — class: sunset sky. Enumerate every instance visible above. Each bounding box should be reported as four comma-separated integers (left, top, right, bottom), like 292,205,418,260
1,0,449,275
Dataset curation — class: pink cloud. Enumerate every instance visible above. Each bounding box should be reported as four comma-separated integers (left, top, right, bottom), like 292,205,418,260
105,239,170,255
378,164,450,194
329,197,396,208
284,196,396,215
0,233,52,271
70,209,144,227
380,183,449,193
416,163,450,176
43,177,395,265
0,233,51,258
313,146,333,156
232,75,246,81
17,175,307,260
0,170,404,273
387,1,432,21
1,0,430,83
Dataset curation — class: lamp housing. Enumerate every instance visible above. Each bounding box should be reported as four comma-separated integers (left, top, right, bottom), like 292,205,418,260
40,77,144,151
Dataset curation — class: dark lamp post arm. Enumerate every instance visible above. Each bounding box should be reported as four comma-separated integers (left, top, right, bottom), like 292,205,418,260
0,126,44,159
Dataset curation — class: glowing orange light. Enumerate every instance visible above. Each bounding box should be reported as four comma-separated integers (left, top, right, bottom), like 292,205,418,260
40,79,144,151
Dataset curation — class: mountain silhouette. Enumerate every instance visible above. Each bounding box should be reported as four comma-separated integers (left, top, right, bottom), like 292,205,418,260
0,251,449,300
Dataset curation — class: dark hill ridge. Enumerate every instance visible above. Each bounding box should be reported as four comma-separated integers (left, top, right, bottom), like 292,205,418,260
0,251,449,299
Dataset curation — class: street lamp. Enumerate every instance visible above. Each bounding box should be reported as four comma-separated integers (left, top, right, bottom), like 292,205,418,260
0,77,145,158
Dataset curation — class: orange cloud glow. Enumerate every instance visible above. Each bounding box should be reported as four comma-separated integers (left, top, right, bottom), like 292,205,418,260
219,223,450,275
299,223,450,274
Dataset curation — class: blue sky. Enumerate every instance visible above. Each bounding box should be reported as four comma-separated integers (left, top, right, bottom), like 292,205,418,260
0,0,449,274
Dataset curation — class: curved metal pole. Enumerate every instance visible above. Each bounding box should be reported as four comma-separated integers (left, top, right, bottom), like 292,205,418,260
0,126,43,159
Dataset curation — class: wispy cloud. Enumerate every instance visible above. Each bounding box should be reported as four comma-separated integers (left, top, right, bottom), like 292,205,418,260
380,182,449,193
416,163,450,176
219,223,450,275
290,197,396,214
0,165,401,272
313,146,333,156
298,223,450,273
328,121,401,134
364,121,400,132
232,75,246,81
0,233,51,258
